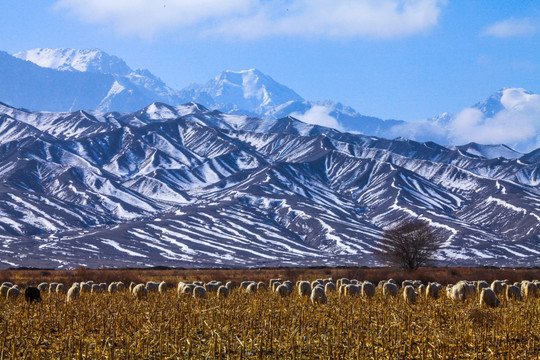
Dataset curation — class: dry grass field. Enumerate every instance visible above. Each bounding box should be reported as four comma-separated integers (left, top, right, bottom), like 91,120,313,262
0,267,539,359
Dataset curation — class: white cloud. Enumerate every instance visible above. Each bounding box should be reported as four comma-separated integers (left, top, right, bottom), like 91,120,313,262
291,106,344,131
482,18,538,38
54,0,445,39
387,88,540,152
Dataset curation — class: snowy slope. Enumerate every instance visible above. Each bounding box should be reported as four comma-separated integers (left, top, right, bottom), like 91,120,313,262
0,101,538,269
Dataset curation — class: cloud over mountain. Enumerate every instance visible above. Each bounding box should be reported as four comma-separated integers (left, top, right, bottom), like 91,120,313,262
55,0,445,39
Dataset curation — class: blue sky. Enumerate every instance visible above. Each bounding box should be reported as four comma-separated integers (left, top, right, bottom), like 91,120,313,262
1,0,539,122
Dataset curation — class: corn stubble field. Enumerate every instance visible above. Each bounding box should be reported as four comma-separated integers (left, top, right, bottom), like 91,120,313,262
0,268,539,359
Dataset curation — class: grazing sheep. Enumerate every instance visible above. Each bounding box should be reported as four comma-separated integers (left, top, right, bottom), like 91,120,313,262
269,279,282,288
132,284,148,299
477,281,489,293
117,282,126,291
311,280,322,289
108,283,118,294
310,287,327,304
417,284,426,296
158,281,168,294
240,281,254,289
129,282,136,293
217,286,229,298
49,283,59,293
412,280,423,288
344,284,360,297
56,284,65,294
271,282,281,292
336,278,350,287
146,281,160,293
325,282,337,293
100,283,108,292
402,280,413,289
80,283,91,294
533,280,540,288
246,282,258,294
383,282,399,297
25,286,41,303
181,284,195,295
225,281,235,292
506,285,523,301
177,282,186,294
1,282,13,288
425,283,440,299
91,284,102,293
351,279,359,285
37,283,48,292
490,280,506,296
193,286,207,299
193,281,204,286
451,281,475,302
6,287,20,300
66,285,80,302
403,285,418,304
298,281,312,297
257,282,267,291
388,279,397,285
480,288,500,308
522,281,538,299
205,282,220,293
361,282,375,298
0,285,11,297
377,280,386,289
276,284,291,297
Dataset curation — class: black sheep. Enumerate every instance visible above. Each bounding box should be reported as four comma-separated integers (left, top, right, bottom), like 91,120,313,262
25,286,41,303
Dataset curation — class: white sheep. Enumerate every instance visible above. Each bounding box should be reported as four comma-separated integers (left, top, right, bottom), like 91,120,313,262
451,281,475,302
132,284,148,299
522,281,538,299
402,280,413,288
269,279,281,288
66,285,80,302
158,281,168,294
1,282,13,288
240,281,254,289
344,284,360,297
257,282,267,291
146,281,160,292
49,283,59,293
425,282,440,299
271,282,281,292
177,282,186,295
246,282,258,294
181,284,195,296
361,282,375,298
91,284,102,293
217,286,229,298
382,282,399,297
480,288,500,307
298,281,312,297
56,284,65,294
0,285,11,297
37,282,48,292
193,286,207,299
100,283,108,292
325,282,336,293
6,287,20,300
205,282,220,293
275,284,291,297
310,287,327,304
129,282,136,293
506,285,522,301
412,280,423,288
477,281,489,293
225,281,235,292
117,282,126,291
403,285,418,304
80,283,91,294
108,283,118,294
490,280,506,296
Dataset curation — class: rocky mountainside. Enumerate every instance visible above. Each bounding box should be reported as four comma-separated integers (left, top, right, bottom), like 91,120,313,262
0,101,538,269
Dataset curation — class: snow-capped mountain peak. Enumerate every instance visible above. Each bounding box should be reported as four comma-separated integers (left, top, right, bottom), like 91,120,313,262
14,48,132,75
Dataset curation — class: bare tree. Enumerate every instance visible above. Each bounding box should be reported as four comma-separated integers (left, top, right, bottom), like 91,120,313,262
376,220,443,270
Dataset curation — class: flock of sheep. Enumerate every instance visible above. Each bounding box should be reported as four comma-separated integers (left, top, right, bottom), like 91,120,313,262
1,277,538,307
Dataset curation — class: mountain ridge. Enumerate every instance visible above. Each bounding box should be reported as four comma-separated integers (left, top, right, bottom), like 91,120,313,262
0,100,538,269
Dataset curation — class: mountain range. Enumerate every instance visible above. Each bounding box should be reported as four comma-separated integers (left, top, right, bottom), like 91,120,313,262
0,48,538,268
0,98,539,268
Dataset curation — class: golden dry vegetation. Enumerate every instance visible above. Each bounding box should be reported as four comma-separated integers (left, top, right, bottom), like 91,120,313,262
0,269,539,359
